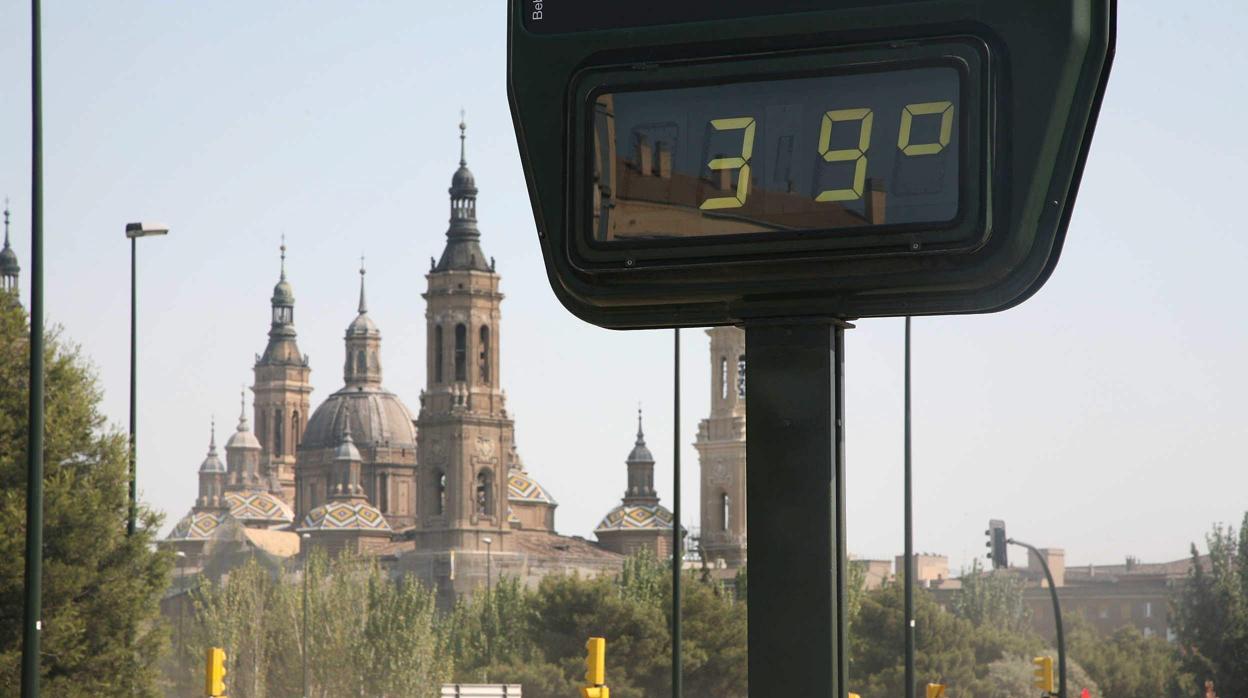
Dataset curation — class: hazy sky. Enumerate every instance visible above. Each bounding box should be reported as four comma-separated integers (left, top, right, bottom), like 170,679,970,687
1,1,1244,574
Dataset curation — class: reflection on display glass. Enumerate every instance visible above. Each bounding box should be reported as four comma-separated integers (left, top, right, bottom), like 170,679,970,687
592,65,962,242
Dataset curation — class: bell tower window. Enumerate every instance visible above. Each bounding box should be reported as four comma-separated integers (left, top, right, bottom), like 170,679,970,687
722,493,731,531
737,354,747,399
476,469,494,516
720,357,728,400
273,408,284,458
454,324,467,382
434,325,444,383
479,326,491,384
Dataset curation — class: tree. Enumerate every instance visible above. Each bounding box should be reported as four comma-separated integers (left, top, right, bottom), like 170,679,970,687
1066,613,1185,698
1170,513,1248,695
0,298,172,696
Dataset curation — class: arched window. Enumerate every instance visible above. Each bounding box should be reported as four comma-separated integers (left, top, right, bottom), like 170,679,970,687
454,324,467,381
476,469,494,516
434,326,444,383
292,411,300,449
721,493,731,531
720,357,728,400
356,349,367,375
379,473,389,513
434,470,446,515
479,326,491,384
273,408,284,458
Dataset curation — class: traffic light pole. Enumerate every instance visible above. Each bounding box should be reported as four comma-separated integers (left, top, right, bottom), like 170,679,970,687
746,320,849,698
1010,538,1065,698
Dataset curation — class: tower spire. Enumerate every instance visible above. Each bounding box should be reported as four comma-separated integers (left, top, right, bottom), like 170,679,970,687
238,388,247,429
3,198,9,247
0,197,19,296
459,110,467,166
210,415,217,451
358,256,367,314
280,234,287,281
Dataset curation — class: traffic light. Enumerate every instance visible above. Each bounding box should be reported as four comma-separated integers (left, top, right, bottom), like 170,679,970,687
927,683,947,698
584,637,605,685
1032,655,1055,694
205,646,227,697
986,519,1009,570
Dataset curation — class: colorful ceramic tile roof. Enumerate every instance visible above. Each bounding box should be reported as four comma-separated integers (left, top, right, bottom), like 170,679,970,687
595,503,675,532
167,510,230,540
508,470,557,505
224,490,294,524
298,501,392,532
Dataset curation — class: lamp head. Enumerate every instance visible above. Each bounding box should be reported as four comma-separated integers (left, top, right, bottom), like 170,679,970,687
125,222,169,239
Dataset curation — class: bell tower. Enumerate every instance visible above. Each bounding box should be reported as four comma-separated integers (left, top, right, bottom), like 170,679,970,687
252,239,312,504
695,326,748,571
415,118,514,552
1,202,20,299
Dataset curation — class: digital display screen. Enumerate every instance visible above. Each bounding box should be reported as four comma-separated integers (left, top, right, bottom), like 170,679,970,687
591,65,963,243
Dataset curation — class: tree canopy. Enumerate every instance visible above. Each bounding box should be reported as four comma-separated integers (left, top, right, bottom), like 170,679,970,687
0,297,172,695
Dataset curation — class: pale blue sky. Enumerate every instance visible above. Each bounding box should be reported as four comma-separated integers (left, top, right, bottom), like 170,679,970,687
0,1,1245,572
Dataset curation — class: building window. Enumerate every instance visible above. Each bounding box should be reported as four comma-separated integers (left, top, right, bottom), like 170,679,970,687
720,357,728,399
737,354,747,399
434,326,444,383
434,470,447,516
479,326,491,384
1144,601,1152,618
476,469,494,516
379,473,389,513
721,493,731,532
292,411,300,449
454,324,467,382
273,408,284,458
356,349,367,375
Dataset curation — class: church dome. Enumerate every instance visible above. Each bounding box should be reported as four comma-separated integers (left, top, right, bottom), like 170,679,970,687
451,164,476,193
508,469,558,505
301,386,416,452
224,490,294,526
225,418,261,451
272,277,294,305
347,312,378,336
167,510,231,540
595,503,675,532
298,500,392,532
0,243,17,275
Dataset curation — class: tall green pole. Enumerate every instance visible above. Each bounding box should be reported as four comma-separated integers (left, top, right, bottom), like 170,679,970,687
904,317,915,698
128,236,137,537
20,0,45,694
672,328,682,698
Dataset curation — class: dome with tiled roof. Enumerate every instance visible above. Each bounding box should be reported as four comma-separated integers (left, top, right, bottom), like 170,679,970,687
595,503,675,532
224,490,293,526
167,510,231,540
298,501,392,532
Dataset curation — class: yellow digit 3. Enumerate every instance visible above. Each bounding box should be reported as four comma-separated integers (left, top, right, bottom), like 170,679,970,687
700,117,756,210
815,108,874,202
898,101,954,156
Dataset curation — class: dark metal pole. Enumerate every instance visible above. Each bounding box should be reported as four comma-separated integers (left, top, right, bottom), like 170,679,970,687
302,555,309,698
904,317,915,698
127,235,137,537
747,320,849,698
1010,538,1065,698
20,0,45,694
672,328,682,698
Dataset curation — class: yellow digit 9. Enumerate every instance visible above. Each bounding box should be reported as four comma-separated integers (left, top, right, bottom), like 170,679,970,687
815,108,874,203
898,101,954,156
700,117,756,211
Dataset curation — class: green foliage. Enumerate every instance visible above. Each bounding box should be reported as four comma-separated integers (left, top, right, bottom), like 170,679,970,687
0,299,172,696
1170,513,1248,695
951,560,1033,635
1066,613,1185,698
982,654,1100,698
180,550,449,698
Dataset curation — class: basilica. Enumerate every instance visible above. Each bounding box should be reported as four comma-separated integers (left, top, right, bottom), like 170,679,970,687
162,124,707,601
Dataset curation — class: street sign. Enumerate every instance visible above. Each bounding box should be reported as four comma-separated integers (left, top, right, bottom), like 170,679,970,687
508,0,1115,328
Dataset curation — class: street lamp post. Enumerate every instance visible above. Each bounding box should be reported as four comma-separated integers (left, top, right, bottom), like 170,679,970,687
482,536,493,591
301,532,310,698
124,222,167,537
